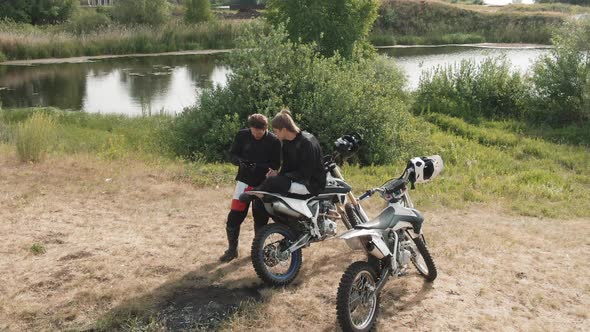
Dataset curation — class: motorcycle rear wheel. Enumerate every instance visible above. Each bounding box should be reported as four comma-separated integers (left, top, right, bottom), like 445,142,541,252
336,261,380,332
251,223,302,287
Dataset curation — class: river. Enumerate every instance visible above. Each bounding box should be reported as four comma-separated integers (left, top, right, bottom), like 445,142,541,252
0,45,550,116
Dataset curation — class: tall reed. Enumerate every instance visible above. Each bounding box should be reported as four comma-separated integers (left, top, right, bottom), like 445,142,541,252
0,20,250,61
15,112,56,162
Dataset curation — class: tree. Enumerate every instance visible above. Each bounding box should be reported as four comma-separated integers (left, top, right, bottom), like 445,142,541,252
171,26,414,165
185,0,212,23
0,1,32,23
32,0,79,24
0,0,78,25
112,0,171,25
265,0,379,58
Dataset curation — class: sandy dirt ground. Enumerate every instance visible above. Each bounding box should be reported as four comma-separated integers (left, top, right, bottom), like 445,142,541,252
0,150,588,331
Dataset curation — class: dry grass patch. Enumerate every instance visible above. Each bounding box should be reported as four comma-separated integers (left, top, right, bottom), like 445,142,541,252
0,148,588,331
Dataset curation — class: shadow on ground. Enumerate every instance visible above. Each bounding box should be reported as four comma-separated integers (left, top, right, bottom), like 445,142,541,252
87,258,264,331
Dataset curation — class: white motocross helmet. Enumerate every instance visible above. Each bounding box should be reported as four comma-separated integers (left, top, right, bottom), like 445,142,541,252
409,155,444,184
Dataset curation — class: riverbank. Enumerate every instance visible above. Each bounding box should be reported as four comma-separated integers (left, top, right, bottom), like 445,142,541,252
371,0,585,46
0,43,550,66
0,49,232,66
0,19,249,62
1,1,586,61
375,42,553,49
0,144,588,331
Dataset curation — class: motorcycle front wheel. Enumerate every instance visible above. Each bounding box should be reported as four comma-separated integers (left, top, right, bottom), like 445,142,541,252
409,234,437,282
336,261,380,332
251,223,302,287
344,203,362,228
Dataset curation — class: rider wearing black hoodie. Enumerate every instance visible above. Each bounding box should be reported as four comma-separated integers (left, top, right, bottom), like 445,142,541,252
219,114,281,262
241,109,326,198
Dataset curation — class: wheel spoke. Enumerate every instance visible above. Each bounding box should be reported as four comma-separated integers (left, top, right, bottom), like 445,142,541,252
347,270,377,329
263,232,293,277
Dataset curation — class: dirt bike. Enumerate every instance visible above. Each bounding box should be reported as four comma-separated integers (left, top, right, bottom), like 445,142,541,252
336,156,442,332
242,134,371,287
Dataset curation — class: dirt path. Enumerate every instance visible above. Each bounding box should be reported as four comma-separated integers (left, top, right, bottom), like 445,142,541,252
0,150,588,331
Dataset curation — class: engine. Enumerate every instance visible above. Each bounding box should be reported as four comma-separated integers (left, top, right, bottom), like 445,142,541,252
318,201,338,237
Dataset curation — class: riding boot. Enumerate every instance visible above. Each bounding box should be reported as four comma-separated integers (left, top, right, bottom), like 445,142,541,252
254,222,264,236
219,226,240,262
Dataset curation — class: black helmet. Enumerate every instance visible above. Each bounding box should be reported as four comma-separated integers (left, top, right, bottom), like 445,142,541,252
334,133,361,157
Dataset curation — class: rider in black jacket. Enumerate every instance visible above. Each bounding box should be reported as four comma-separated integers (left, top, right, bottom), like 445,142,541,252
241,109,326,198
220,114,281,262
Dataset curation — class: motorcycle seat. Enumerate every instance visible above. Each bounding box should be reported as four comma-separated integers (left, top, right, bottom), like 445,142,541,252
354,207,396,230
355,207,424,233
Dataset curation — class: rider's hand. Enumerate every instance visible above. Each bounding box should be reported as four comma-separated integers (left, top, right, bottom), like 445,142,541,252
240,160,256,171
266,168,278,177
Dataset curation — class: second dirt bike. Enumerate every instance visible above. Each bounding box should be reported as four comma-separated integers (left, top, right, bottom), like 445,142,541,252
243,134,369,287
336,155,443,332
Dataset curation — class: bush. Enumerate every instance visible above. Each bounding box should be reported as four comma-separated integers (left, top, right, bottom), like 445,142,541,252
530,19,590,126
15,112,56,163
171,25,418,165
30,243,46,255
112,0,171,26
266,0,379,58
66,9,111,35
414,57,528,121
185,0,212,23
0,1,31,24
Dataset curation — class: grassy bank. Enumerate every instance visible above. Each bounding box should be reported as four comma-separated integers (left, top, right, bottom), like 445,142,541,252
0,19,249,61
1,1,584,61
1,107,588,218
371,0,576,46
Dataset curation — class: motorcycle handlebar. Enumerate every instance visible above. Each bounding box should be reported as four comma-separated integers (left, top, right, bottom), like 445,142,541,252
357,187,385,201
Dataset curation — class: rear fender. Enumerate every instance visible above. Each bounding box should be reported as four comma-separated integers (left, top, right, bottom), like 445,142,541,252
247,191,313,219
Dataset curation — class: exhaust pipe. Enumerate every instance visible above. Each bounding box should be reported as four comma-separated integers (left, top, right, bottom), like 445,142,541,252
269,201,303,218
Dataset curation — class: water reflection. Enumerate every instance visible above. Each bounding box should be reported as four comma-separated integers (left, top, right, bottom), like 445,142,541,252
0,55,229,116
0,63,87,110
378,46,549,90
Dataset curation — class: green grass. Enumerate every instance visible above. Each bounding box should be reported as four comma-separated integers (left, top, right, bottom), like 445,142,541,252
2,107,588,218
30,243,46,255
1,107,173,157
371,32,486,46
342,113,590,218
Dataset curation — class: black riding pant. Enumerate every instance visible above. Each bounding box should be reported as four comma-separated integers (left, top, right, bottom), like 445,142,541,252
227,198,269,231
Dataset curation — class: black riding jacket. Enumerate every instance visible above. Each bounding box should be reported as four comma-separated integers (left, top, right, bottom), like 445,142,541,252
280,131,326,195
230,128,281,187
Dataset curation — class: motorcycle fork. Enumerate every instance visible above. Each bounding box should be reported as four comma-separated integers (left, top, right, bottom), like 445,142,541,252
331,166,370,224
371,230,400,295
